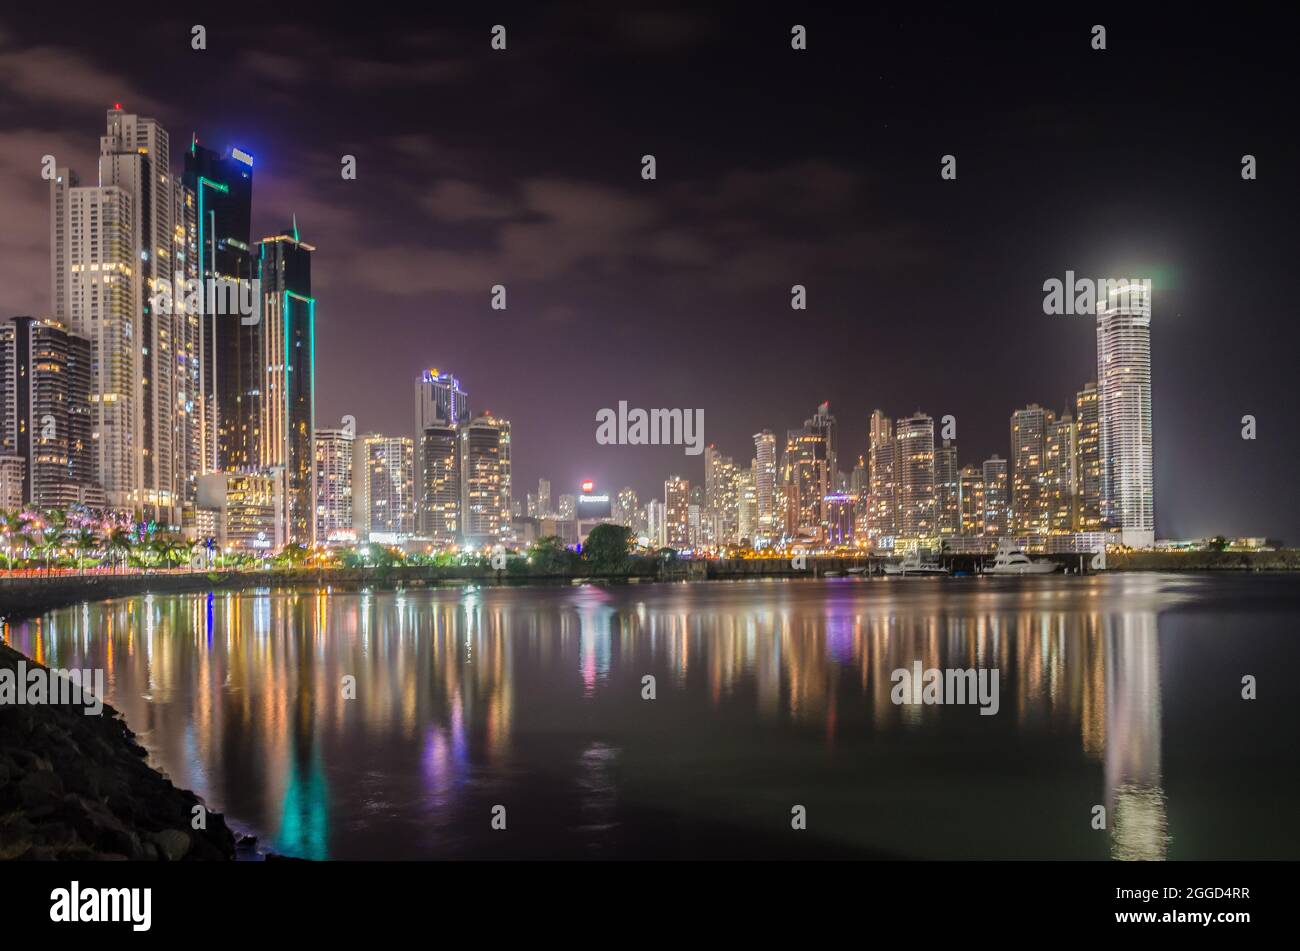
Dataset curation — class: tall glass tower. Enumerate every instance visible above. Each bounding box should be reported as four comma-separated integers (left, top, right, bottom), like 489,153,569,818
1096,282,1154,547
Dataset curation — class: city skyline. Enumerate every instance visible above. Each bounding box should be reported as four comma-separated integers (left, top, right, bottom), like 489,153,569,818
1,10,1297,539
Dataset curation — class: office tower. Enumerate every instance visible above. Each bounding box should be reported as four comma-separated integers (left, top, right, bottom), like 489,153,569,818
664,476,690,549
935,439,961,537
982,455,1009,537
257,227,316,545
0,317,101,509
1010,404,1056,535
50,107,182,518
182,139,256,478
1075,382,1102,531
894,411,936,543
1045,412,1078,533
704,445,738,545
414,368,468,533
752,430,777,543
615,486,639,528
867,410,897,543
736,465,757,544
538,478,551,518
958,464,985,536
420,424,460,546
314,426,354,545
557,493,575,520
1097,283,1154,547
525,492,538,517
353,434,414,541
459,414,510,546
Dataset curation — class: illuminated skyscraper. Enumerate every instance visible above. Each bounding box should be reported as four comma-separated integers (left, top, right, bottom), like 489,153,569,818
182,138,256,479
1045,412,1078,533
414,368,468,534
958,464,985,536
353,434,414,541
982,455,1009,537
752,430,777,544
1010,404,1053,536
459,414,510,546
615,486,640,529
1075,382,1102,531
894,412,936,543
664,475,690,549
257,227,316,545
0,317,101,509
421,424,460,546
1097,283,1154,547
704,445,738,545
935,439,961,537
51,107,182,518
867,410,897,544
313,426,354,545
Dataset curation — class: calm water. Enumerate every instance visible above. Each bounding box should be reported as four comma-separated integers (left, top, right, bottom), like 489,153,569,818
6,575,1298,860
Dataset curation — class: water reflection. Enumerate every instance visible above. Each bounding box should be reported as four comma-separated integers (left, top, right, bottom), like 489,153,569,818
4,575,1285,859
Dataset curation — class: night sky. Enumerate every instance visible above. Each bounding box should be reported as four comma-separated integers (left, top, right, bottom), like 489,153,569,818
2,7,1297,539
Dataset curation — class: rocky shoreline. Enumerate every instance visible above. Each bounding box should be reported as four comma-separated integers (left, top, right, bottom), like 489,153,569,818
0,641,235,861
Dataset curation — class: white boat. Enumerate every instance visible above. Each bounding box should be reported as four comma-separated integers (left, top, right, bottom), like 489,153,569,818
984,544,1058,575
885,551,950,577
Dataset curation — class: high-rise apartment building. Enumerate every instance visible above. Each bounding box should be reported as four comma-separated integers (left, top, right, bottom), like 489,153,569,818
935,439,961,537
353,434,414,541
867,410,897,543
894,412,936,542
982,455,1009,537
50,107,181,518
421,423,460,546
459,414,510,546
704,445,738,545
1010,404,1054,536
958,464,985,537
664,476,690,549
0,317,101,509
1075,381,1102,532
1096,283,1155,547
752,430,777,544
313,426,354,545
1045,412,1078,533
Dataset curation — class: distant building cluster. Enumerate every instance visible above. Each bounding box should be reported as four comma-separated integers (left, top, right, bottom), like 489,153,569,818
635,283,1154,553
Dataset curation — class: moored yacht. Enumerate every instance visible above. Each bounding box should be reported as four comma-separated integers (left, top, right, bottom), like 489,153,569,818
884,551,950,577
983,544,1058,575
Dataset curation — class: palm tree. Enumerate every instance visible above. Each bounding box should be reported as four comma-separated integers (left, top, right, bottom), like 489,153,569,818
42,507,71,572
105,527,134,573
1,509,32,570
72,526,100,574
157,537,188,569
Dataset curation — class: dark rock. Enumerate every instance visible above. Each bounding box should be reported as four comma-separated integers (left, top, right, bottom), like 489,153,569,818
152,828,191,861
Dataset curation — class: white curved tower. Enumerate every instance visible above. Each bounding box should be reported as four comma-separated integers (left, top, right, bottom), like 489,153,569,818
1097,282,1154,547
